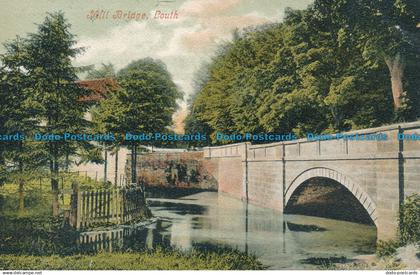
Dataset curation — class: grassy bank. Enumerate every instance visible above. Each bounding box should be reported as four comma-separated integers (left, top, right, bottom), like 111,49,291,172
0,249,265,270
0,174,110,218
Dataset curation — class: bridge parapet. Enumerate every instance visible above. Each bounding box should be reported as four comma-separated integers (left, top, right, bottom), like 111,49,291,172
247,142,283,161
245,120,420,159
203,143,248,160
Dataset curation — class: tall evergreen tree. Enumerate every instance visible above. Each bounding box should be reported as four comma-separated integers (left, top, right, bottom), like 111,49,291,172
0,37,46,211
22,12,90,215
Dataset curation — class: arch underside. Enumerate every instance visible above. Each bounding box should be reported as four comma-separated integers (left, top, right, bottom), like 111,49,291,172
285,167,378,226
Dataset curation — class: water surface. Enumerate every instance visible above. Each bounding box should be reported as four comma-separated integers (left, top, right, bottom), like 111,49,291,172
144,191,376,269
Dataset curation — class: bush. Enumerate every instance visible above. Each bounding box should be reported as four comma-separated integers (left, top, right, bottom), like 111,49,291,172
376,240,399,258
399,194,420,245
0,216,79,256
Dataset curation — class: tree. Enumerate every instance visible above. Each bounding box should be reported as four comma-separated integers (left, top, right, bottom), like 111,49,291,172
313,0,420,112
22,12,91,216
186,2,416,143
91,89,126,185
0,37,46,212
94,58,182,185
87,63,118,184
86,63,116,80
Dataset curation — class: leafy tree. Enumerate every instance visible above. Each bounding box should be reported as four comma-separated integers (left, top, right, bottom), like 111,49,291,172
94,58,182,184
91,89,126,185
186,1,418,144
87,63,118,184
313,0,420,114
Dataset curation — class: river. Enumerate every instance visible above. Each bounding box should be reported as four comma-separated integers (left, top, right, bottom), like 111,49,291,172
142,191,376,269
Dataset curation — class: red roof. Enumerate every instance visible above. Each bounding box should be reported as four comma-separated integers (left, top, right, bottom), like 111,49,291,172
77,78,118,102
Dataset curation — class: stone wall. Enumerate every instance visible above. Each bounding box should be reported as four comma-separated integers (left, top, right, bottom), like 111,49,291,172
203,143,246,200
129,151,218,190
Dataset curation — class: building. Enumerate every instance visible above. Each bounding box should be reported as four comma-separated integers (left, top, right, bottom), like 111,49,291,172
77,77,118,104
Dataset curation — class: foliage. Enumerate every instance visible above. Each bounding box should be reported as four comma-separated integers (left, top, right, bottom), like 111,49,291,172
21,12,93,169
185,1,420,144
115,58,182,139
376,240,400,257
0,12,103,215
92,58,182,182
399,194,420,245
89,60,183,150
375,195,420,258
86,63,116,80
0,35,47,183
0,247,265,270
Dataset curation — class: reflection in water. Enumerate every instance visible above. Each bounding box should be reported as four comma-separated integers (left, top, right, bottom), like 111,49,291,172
286,222,327,232
78,220,172,253
148,200,207,216
79,191,376,269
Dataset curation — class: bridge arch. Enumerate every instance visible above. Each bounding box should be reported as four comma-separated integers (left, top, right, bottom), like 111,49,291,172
284,167,378,226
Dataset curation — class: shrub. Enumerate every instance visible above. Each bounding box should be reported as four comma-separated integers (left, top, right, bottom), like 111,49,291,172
376,240,399,257
399,194,420,245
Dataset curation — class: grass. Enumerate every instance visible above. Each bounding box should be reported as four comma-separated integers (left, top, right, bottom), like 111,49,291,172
0,173,111,218
325,257,406,270
0,248,265,270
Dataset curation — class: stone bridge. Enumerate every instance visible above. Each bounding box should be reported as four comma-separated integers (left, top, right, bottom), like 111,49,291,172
203,121,420,240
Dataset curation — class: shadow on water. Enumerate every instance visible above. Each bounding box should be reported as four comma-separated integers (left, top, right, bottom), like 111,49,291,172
286,222,327,232
145,187,213,199
79,221,249,256
147,200,207,216
285,178,375,225
191,216,204,229
300,256,353,267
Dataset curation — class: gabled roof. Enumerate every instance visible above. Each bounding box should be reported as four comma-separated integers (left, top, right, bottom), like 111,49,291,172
77,77,118,103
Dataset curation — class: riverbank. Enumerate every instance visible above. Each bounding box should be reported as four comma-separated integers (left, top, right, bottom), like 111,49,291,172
0,248,265,270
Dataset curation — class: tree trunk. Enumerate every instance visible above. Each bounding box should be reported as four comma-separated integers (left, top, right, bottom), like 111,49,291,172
103,143,108,184
65,152,69,172
131,143,137,185
18,148,25,214
18,180,24,214
385,53,405,110
114,147,119,186
51,158,59,217
134,145,137,184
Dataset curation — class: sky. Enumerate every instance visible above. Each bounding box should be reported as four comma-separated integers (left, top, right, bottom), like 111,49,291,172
0,0,313,131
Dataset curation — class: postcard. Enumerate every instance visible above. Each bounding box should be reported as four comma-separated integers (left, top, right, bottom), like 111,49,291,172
0,0,419,273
